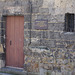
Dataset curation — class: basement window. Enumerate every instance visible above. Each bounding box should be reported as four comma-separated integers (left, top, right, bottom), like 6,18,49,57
65,13,74,32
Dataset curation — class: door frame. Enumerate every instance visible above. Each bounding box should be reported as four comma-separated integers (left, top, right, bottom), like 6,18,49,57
2,15,24,68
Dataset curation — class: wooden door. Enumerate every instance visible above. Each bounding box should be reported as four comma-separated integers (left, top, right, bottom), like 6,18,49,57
6,16,24,68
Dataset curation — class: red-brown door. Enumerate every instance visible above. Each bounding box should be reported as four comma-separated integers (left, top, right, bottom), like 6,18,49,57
6,16,24,68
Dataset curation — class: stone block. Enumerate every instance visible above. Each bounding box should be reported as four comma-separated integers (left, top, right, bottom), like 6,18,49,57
24,31,30,38
51,71,56,75
24,38,29,46
31,31,43,38
24,15,31,22
37,14,51,20
42,31,48,38
49,31,55,39
54,32,61,39
48,23,54,31
54,14,64,22
32,0,43,7
48,23,64,31
39,8,49,13
72,69,75,75
39,68,47,75
24,22,31,29
0,60,5,68
32,7,39,13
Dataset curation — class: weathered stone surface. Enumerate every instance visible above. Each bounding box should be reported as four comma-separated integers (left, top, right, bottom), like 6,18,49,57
0,60,5,68
0,0,74,75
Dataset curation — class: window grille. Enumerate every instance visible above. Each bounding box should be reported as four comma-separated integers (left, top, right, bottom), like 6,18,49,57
65,13,74,32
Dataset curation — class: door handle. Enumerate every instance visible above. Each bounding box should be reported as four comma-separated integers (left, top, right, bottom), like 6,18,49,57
10,41,12,45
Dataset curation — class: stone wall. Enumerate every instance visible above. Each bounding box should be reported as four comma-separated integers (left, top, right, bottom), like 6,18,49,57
0,0,75,75
24,0,75,75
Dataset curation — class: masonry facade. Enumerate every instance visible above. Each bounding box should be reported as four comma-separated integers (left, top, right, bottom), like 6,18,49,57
0,0,75,75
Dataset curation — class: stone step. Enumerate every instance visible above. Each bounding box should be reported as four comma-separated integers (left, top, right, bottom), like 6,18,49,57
0,67,26,75
0,73,13,75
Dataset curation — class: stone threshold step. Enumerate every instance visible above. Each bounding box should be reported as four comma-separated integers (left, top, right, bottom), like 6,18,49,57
0,67,26,75
0,73,13,75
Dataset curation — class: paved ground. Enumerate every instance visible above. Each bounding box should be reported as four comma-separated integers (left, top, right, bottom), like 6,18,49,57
0,73,13,75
